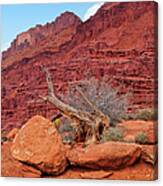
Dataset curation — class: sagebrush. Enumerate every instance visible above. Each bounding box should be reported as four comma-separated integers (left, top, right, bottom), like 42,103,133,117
60,77,129,126
123,108,157,121
101,127,124,142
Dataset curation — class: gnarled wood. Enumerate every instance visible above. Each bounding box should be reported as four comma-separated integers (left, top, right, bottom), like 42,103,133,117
40,66,110,144
75,85,110,129
40,66,93,123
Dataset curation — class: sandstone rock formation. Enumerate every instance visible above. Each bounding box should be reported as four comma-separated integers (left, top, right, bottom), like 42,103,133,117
141,145,157,165
67,142,141,169
11,115,68,175
1,1,157,132
2,12,81,60
6,128,19,141
2,140,157,180
1,142,41,177
1,117,157,179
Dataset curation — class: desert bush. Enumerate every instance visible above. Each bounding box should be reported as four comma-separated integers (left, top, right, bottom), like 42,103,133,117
56,117,75,134
101,127,124,142
122,113,135,120
57,119,76,144
58,123,74,133
135,132,148,144
123,108,157,121
135,108,157,121
62,135,75,144
61,77,129,126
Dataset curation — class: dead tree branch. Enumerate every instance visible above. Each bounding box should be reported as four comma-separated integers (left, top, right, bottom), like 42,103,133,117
40,66,110,144
40,66,94,123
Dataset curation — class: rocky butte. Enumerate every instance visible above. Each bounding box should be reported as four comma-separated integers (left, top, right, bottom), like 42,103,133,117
1,2,157,131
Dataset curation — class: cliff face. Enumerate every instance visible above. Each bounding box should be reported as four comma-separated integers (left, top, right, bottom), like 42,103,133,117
1,2,158,131
2,11,82,62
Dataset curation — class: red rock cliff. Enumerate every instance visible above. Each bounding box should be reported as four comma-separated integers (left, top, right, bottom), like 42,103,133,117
1,2,158,131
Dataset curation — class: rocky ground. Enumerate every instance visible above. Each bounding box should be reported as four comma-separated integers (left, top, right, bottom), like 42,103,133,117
1,115,158,180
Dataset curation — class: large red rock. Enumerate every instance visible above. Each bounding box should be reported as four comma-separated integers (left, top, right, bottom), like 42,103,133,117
67,142,141,170
7,128,19,141
141,145,158,165
2,141,156,180
1,142,41,178
11,115,68,175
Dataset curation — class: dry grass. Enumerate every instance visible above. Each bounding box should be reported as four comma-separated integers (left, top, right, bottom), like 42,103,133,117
101,127,124,142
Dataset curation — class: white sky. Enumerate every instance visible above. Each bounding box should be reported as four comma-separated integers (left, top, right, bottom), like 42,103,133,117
83,2,104,21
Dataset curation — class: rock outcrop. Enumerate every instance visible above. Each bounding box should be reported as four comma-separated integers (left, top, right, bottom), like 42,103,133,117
1,2,158,131
2,12,81,59
6,128,19,141
67,142,141,169
11,115,68,175
2,141,156,180
1,116,157,179
1,142,41,177
141,145,157,165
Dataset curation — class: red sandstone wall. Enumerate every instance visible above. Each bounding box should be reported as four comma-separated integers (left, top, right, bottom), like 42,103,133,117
1,2,158,131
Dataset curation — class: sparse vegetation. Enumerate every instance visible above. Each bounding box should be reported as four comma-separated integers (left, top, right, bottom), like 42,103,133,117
135,132,148,144
123,108,157,121
63,77,129,127
41,67,129,144
58,123,74,133
101,127,124,142
62,135,75,144
57,120,76,144
134,108,157,121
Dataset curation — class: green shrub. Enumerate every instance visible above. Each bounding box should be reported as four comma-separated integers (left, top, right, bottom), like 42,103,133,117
135,108,157,121
63,77,129,127
58,123,74,133
123,108,157,121
101,127,124,142
62,135,75,144
122,113,135,120
135,132,148,144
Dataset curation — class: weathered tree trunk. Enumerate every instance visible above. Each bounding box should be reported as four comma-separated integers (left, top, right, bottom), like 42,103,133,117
40,66,110,144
